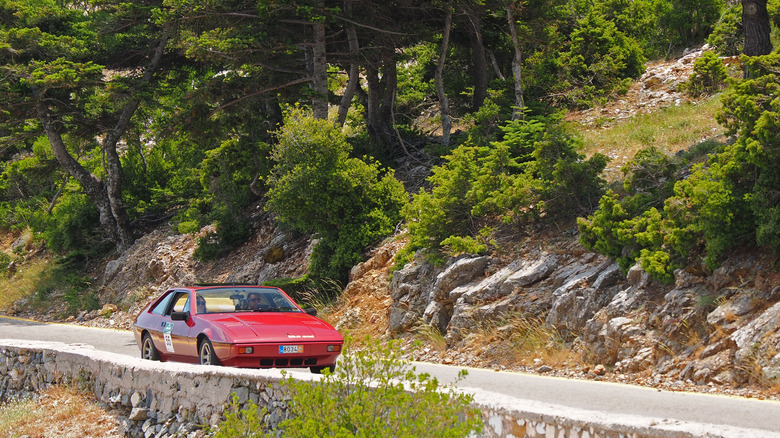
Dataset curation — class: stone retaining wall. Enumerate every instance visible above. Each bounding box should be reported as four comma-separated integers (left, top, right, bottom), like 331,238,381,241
0,340,758,437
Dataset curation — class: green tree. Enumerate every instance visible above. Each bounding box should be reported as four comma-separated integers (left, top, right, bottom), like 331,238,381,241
0,0,174,250
264,108,407,282
580,55,780,282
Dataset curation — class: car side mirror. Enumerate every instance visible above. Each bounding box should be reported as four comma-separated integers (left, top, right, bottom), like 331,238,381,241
304,307,317,316
171,311,190,321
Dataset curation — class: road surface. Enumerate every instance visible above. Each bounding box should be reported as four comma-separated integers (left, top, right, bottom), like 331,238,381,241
2,315,779,436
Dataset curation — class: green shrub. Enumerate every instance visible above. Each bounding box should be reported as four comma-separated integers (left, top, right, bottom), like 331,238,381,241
404,115,607,259
38,191,104,254
190,137,266,259
265,108,407,282
581,55,780,281
707,3,743,56
0,252,12,277
554,12,646,107
659,0,724,47
214,336,483,437
682,51,728,98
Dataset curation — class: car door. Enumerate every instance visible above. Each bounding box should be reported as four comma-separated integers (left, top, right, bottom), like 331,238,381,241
164,291,198,361
143,290,177,356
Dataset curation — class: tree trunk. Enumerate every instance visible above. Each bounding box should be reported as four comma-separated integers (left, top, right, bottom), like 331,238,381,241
436,1,453,147
364,47,397,150
465,4,488,109
35,100,119,245
311,18,329,119
743,0,772,56
337,2,360,127
506,3,524,120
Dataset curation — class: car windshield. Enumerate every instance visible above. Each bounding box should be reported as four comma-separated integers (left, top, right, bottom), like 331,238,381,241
195,287,301,314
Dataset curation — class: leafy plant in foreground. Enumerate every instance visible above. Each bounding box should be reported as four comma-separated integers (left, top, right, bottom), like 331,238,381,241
215,337,483,438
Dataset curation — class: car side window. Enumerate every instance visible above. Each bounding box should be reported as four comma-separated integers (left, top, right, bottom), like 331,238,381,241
150,291,175,316
170,293,190,315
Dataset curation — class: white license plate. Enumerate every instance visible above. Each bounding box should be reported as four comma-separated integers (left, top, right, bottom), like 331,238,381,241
279,345,303,354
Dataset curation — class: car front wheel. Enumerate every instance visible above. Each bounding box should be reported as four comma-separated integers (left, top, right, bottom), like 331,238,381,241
141,333,160,361
199,338,221,366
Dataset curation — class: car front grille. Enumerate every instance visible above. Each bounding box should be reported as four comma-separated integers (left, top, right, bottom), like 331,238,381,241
259,357,318,367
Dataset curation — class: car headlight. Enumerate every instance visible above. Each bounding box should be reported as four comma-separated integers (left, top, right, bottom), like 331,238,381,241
238,347,254,354
327,345,341,352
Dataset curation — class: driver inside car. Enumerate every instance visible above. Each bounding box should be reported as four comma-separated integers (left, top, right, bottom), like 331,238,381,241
246,292,265,310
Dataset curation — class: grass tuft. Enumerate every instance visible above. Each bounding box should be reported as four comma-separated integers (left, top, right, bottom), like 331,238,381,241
575,96,725,181
0,257,52,310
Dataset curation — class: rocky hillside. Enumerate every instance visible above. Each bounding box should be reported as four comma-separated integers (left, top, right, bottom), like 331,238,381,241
5,45,778,401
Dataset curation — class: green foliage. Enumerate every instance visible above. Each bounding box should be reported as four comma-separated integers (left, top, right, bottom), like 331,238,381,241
590,0,670,58
658,0,724,47
0,251,12,277
214,336,482,437
440,226,495,257
681,51,728,98
30,256,96,314
582,54,780,281
396,43,437,117
707,2,743,56
404,115,606,257
265,108,407,282
552,12,646,107
214,393,267,438
38,191,104,254
192,138,266,259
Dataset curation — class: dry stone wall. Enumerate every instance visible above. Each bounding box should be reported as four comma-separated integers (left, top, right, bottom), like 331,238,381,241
0,339,756,438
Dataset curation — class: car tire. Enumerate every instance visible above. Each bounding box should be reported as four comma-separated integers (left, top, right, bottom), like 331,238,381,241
199,338,221,366
310,364,335,374
141,333,160,361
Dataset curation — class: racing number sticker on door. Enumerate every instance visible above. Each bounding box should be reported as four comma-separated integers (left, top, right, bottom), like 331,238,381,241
163,322,175,352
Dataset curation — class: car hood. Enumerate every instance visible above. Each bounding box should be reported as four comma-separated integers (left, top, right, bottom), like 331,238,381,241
207,312,341,343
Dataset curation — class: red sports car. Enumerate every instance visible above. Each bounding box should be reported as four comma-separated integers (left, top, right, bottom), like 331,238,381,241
133,285,343,373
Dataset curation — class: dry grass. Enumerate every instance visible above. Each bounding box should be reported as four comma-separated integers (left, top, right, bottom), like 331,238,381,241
466,313,583,369
0,386,121,438
0,257,52,310
575,96,725,181
412,322,447,352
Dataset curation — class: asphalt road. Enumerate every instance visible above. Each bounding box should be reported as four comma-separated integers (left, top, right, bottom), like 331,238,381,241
2,315,780,436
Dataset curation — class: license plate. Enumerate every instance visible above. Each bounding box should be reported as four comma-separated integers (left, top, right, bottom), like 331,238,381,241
279,345,303,354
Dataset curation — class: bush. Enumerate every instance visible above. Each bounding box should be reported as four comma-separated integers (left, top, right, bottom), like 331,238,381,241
554,12,646,107
190,137,267,259
0,251,12,277
38,191,104,254
707,3,743,56
581,55,780,281
682,51,728,97
265,108,407,282
215,336,483,437
403,115,606,259
659,0,724,47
